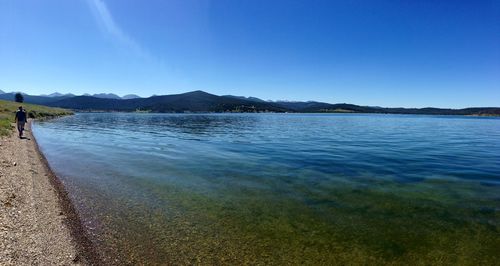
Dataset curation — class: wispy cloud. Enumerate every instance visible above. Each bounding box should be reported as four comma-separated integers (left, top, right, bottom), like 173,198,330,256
87,0,149,58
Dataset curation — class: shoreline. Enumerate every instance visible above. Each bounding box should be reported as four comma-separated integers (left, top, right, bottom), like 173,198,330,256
31,120,102,265
70,110,500,117
0,120,100,265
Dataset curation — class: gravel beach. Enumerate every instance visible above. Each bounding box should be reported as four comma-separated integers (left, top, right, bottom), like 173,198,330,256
0,121,95,265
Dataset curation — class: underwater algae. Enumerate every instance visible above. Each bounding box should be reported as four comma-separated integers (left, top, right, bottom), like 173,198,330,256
74,172,499,265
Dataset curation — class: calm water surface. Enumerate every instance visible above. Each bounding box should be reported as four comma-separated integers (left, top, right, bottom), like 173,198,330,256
33,113,500,264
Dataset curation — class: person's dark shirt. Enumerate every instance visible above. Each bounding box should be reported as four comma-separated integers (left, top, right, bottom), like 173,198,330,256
15,110,27,122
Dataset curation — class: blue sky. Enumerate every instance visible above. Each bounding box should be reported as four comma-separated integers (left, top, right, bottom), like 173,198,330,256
0,0,498,108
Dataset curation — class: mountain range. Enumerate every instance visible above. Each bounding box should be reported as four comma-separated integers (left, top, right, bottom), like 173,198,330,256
2,91,142,100
0,90,498,116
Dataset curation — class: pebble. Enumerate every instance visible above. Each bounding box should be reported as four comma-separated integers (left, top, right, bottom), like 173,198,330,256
13,162,17,166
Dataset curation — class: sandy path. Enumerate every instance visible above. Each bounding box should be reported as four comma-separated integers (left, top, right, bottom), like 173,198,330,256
0,121,87,265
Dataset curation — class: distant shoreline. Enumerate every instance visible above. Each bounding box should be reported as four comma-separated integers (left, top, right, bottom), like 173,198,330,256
2,91,499,116
71,110,500,117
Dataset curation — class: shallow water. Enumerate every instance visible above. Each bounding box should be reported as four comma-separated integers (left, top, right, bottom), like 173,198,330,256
33,113,500,264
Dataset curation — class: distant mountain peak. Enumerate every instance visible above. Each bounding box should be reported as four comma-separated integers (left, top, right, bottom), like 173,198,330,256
122,94,141,99
46,92,63,97
92,93,121,99
41,92,76,98
184,90,211,95
178,90,218,98
223,95,266,103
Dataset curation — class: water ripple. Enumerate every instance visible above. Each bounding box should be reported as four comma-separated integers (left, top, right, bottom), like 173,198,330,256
32,113,500,264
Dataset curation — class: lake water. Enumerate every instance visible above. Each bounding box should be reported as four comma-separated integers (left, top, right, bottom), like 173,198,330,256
33,113,500,264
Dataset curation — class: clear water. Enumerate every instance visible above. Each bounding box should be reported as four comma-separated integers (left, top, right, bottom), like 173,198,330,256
33,113,500,264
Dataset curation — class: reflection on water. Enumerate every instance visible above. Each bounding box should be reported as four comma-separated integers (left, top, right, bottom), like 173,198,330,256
33,113,500,264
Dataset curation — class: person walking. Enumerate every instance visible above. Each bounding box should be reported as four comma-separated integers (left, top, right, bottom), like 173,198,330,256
15,106,27,138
